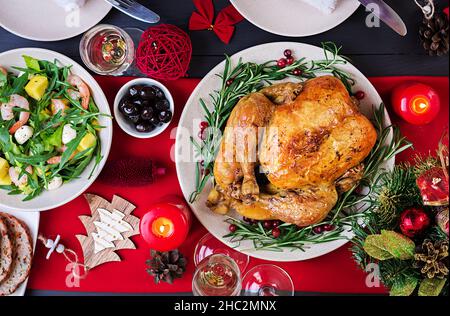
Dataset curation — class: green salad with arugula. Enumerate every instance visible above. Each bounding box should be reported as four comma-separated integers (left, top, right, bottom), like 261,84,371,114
0,56,105,201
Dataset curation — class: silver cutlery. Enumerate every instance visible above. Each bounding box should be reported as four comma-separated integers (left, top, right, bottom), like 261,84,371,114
104,0,160,23
358,0,408,36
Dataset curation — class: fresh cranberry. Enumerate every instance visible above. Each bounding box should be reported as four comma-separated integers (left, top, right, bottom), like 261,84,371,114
323,224,335,231
292,68,302,76
272,220,282,228
313,226,323,234
286,57,295,65
226,78,234,86
284,49,292,57
354,90,365,100
199,121,209,130
229,224,238,233
272,227,281,238
277,58,287,68
263,220,273,229
243,217,251,223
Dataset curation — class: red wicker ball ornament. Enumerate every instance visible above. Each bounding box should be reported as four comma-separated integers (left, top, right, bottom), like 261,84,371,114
136,24,192,80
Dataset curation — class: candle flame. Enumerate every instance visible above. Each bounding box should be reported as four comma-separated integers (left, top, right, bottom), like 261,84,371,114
411,97,430,114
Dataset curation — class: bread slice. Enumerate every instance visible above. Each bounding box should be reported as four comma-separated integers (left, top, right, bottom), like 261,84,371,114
0,212,33,296
0,216,13,283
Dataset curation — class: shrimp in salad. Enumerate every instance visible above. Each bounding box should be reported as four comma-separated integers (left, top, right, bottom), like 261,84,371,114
9,166,33,187
67,74,90,110
0,94,31,134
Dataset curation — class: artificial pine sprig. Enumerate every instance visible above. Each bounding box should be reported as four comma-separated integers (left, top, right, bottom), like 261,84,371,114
350,153,449,296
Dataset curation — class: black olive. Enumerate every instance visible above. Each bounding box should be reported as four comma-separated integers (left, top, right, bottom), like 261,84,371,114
119,99,131,113
135,121,154,133
141,100,154,109
133,99,143,107
149,115,160,126
152,86,165,99
141,107,154,120
158,110,172,123
155,99,170,111
122,103,139,116
128,85,143,98
127,114,140,123
139,86,156,100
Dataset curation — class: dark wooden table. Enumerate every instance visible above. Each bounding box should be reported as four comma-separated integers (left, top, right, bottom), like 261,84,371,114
0,0,448,296
0,0,448,78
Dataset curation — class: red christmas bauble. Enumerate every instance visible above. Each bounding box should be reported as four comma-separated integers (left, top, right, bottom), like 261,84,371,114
399,207,431,237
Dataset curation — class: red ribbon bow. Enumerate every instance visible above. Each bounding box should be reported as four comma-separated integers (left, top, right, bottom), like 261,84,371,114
189,0,244,44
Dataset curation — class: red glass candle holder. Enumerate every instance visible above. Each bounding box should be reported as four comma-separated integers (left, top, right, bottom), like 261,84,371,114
140,195,192,251
391,82,440,125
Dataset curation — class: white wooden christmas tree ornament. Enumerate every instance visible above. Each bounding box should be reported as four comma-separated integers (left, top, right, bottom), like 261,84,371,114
76,194,140,269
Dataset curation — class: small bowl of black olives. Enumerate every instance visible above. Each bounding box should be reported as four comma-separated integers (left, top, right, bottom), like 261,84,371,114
114,78,174,138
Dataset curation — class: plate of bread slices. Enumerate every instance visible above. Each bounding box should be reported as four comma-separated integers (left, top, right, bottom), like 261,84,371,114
0,211,38,296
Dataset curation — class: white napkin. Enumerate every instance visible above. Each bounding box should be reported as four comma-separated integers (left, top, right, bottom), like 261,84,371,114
301,0,338,14
53,0,87,9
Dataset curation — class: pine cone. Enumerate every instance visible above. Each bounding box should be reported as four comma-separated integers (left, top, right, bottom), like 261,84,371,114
414,239,449,279
146,249,187,284
419,13,449,56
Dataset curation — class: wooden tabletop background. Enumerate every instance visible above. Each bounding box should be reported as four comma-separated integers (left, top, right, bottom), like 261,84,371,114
0,0,448,296
0,0,449,78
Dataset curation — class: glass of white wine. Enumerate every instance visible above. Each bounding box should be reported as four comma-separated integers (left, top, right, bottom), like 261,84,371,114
192,254,242,296
192,233,295,296
80,24,141,76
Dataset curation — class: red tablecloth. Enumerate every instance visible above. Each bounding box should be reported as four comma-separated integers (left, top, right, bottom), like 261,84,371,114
26,76,449,294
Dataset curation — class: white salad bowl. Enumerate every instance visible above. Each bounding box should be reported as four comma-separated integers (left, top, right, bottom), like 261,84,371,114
0,48,113,212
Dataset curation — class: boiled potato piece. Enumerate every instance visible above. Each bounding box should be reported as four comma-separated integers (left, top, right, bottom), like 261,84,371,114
0,173,11,186
25,75,48,100
0,157,9,178
77,132,97,152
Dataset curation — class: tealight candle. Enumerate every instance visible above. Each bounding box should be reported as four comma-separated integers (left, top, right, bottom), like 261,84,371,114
391,82,440,125
140,196,192,251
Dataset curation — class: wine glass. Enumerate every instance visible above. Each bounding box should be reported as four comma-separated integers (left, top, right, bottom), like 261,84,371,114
79,24,143,76
192,233,294,296
242,264,294,296
192,254,242,296
194,233,249,274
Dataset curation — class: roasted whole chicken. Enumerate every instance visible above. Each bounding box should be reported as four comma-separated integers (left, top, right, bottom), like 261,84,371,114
206,76,377,227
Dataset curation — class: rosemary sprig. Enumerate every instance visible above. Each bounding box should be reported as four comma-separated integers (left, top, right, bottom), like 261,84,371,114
190,42,355,202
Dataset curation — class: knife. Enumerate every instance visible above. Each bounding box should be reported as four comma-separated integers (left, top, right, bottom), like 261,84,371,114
358,0,407,36
104,0,160,23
